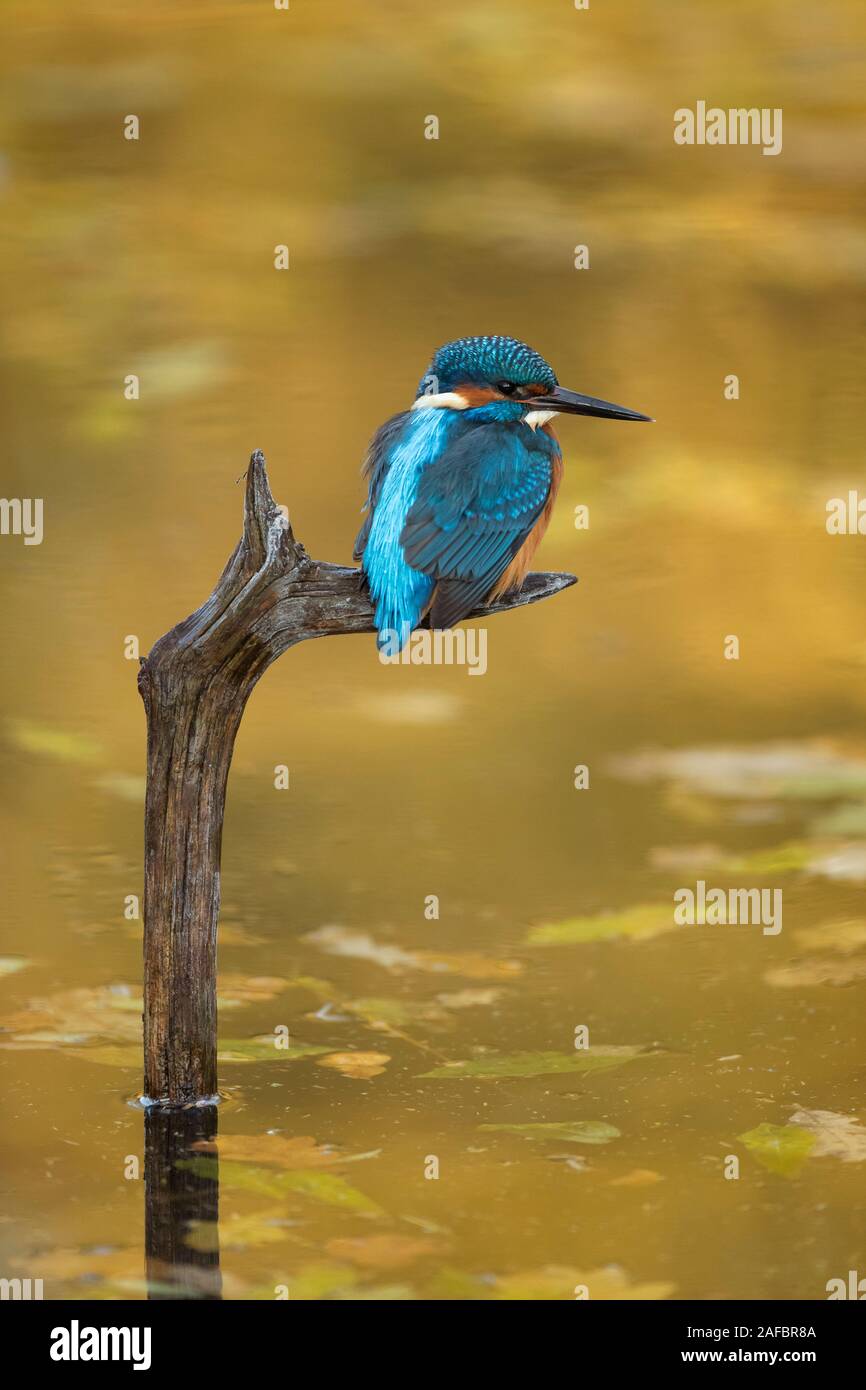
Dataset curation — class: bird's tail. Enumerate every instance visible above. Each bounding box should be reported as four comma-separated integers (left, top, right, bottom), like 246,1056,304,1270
370,571,434,654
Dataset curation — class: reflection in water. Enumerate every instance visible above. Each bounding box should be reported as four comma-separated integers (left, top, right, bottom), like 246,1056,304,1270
144,1107,221,1301
0,0,864,1302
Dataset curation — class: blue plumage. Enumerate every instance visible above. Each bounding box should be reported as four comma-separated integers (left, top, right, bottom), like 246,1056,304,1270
360,406,456,648
354,335,561,650
354,334,650,650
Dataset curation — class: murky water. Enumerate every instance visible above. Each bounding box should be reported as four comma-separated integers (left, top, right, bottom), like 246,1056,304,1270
1,0,865,1300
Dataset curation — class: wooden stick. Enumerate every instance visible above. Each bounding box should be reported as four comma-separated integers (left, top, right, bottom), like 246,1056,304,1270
138,449,576,1105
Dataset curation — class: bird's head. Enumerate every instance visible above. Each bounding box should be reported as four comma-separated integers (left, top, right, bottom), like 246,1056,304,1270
413,334,651,424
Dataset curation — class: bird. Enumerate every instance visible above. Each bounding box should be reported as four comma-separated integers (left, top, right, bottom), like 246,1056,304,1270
354,334,651,650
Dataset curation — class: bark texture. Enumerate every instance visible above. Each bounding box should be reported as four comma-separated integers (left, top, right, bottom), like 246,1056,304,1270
139,449,576,1105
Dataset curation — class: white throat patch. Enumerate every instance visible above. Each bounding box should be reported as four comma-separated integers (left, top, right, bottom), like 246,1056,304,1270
523,410,557,431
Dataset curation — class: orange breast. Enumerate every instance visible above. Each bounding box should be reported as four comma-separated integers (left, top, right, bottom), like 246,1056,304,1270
486,452,563,601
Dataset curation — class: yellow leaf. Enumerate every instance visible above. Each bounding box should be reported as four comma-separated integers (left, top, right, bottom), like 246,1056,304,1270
317,1051,391,1079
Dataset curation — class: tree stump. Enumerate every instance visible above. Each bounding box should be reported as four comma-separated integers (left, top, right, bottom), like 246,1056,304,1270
138,449,576,1106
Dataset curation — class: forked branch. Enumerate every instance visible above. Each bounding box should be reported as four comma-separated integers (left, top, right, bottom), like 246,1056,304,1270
138,449,576,1105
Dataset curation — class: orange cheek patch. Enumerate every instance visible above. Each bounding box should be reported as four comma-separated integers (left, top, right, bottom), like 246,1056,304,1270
454,385,505,408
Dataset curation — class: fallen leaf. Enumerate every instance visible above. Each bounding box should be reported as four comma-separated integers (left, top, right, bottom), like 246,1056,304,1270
765,956,866,988
738,1122,816,1176
789,1108,866,1162
435,988,502,1009
304,927,417,971
479,1121,620,1144
722,842,814,875
353,691,461,725
7,718,102,765
325,1234,439,1270
610,741,866,801
317,1051,391,1079
67,1045,142,1068
137,339,228,399
191,1134,378,1169
527,905,678,947
806,844,866,883
185,1209,298,1253
494,1263,674,1301
210,923,266,947
795,919,866,954
0,983,141,1045
412,951,522,980
0,957,29,977
343,997,443,1028
766,917,866,988
420,1046,653,1080
648,844,724,873
609,1169,664,1188
305,926,521,978
180,1157,384,1215
216,1038,330,1063
12,1246,140,1283
810,802,866,836
274,1262,360,1301
93,773,146,802
216,974,291,1007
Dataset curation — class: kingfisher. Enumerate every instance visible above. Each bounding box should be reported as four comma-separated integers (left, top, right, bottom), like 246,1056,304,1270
354,334,651,649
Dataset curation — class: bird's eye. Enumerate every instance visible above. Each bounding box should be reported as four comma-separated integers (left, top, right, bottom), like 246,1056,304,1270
497,381,518,396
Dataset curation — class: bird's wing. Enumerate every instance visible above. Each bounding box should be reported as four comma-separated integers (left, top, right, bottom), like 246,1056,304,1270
399,420,555,629
353,411,412,563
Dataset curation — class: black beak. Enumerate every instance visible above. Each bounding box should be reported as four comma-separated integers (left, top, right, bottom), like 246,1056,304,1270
528,385,652,422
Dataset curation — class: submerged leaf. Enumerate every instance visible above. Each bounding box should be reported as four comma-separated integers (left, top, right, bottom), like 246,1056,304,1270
305,926,522,978
12,1246,140,1284
609,1169,664,1187
0,983,142,1045
810,802,866,836
180,1158,384,1214
527,905,677,946
217,1038,330,1063
317,1051,391,1079
216,974,291,1008
191,1134,378,1169
420,1046,651,1080
610,742,866,801
435,988,502,1009
767,918,866,987
723,842,813,875
0,957,29,977
276,1262,361,1301
412,950,522,979
765,956,866,988
304,926,418,971
795,919,866,954
789,1109,866,1162
185,1209,298,1253
325,1234,440,1269
479,1120,620,1144
93,773,146,802
738,1122,816,1176
67,1044,142,1068
7,718,102,765
493,1263,674,1301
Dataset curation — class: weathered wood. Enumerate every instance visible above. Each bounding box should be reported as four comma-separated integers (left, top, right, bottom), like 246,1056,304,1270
139,449,576,1106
